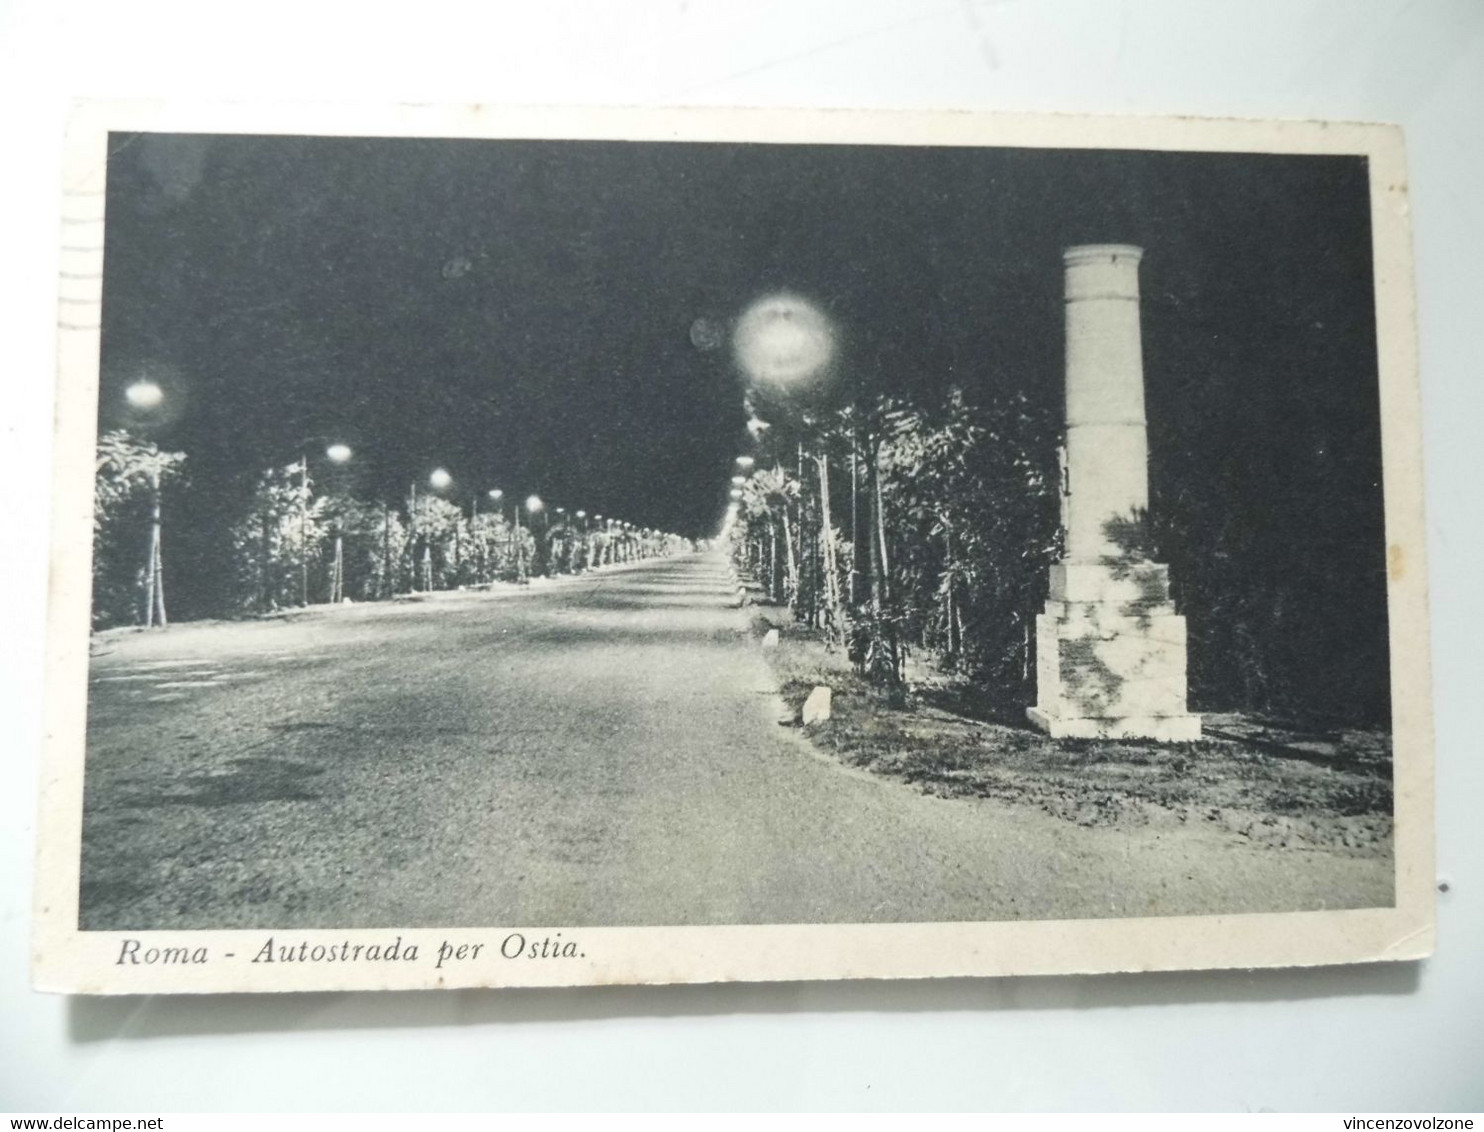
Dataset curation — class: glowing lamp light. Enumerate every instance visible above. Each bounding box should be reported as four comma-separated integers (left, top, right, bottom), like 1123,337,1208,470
125,381,164,409
325,443,353,464
729,488,743,500
429,468,453,490
735,456,755,470
730,475,745,485
526,495,543,513
489,488,504,501
733,293,835,387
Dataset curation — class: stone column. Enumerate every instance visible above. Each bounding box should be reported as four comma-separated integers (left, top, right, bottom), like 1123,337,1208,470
1027,244,1201,741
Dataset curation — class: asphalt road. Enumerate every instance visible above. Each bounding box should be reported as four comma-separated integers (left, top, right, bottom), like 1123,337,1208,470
80,552,1389,930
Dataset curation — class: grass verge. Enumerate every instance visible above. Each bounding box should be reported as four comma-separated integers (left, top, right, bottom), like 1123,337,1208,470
754,610,1392,857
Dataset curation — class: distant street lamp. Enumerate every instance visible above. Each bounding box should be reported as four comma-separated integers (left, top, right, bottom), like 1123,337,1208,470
423,468,457,585
293,440,352,607
481,489,508,581
735,456,755,470
731,475,746,485
518,494,543,581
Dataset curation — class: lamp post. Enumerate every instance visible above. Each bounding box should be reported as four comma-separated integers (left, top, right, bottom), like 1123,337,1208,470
140,461,166,628
573,510,587,570
732,292,848,645
293,441,353,607
518,494,543,581
554,507,572,574
486,489,504,581
124,382,169,628
425,467,452,590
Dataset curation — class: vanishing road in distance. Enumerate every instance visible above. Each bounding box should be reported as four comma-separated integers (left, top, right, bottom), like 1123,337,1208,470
80,552,1383,930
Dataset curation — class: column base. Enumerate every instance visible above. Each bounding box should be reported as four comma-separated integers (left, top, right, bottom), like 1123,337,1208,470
1030,559,1200,744
1027,705,1202,742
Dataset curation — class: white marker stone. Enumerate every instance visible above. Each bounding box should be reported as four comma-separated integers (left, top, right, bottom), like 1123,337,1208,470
801,685,832,726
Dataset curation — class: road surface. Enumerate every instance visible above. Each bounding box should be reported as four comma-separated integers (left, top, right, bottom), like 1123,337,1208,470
80,552,1389,929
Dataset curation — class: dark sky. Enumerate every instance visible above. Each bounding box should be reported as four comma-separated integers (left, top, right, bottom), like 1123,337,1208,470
99,132,1385,640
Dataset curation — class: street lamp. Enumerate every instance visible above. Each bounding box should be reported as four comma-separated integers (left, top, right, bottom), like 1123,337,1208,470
481,489,506,582
517,494,543,581
733,292,836,388
735,456,755,470
429,467,453,491
292,440,352,608
125,382,169,627
321,443,352,604
125,380,164,409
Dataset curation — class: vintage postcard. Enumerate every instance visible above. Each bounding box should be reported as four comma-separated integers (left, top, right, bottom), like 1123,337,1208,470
34,102,1433,994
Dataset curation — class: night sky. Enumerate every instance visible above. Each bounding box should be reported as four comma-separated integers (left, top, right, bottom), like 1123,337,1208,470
99,131,1386,648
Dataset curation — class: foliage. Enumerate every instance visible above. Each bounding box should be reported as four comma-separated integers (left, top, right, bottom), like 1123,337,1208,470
323,496,408,601
92,431,186,629
227,464,332,613
728,387,1058,712
875,388,1059,708
96,438,690,624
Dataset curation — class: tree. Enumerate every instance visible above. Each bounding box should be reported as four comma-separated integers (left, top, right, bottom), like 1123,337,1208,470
321,495,409,600
228,464,332,613
93,431,186,629
734,466,798,605
877,388,1058,709
406,495,468,590
729,385,1059,710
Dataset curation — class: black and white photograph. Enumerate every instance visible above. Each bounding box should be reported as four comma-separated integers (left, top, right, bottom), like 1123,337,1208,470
34,103,1433,993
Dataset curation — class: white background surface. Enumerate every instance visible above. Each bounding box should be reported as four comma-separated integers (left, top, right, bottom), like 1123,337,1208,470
1,0,1480,1113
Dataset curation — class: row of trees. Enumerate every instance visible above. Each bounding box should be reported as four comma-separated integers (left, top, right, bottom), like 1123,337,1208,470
92,430,692,629
727,388,1060,715
727,376,1390,726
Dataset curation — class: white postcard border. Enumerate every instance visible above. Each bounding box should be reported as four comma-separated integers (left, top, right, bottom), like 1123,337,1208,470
34,101,1434,994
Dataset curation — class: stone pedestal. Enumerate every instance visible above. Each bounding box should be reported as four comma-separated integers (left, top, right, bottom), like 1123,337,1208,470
1028,245,1200,742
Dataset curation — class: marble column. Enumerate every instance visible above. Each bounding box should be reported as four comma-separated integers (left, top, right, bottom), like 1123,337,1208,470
1027,244,1201,741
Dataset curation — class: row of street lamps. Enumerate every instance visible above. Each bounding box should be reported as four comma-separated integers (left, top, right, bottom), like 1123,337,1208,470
722,455,755,533
119,381,684,620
